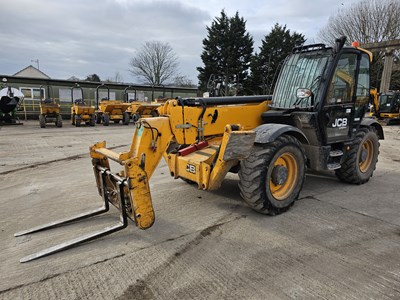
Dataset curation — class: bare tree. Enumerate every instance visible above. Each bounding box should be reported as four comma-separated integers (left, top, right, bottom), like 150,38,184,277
171,75,196,87
105,71,124,83
319,0,400,89
318,0,400,44
129,41,179,85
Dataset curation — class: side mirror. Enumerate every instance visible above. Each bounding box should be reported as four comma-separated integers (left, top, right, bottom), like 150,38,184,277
296,88,312,98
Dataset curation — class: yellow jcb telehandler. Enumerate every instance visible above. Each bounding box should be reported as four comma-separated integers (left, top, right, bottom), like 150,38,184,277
95,83,131,126
71,84,96,127
38,85,62,128
16,37,385,262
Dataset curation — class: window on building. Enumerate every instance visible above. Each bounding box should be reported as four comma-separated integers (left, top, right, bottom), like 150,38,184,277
20,87,45,99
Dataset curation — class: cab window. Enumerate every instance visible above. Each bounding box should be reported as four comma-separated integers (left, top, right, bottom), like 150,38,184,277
326,53,357,105
354,54,370,119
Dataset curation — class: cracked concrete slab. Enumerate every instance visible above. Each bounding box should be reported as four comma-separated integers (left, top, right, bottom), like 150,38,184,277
0,121,399,299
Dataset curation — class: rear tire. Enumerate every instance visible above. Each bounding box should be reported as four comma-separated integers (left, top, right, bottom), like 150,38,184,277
132,113,140,123
39,114,46,128
123,112,130,125
238,135,306,215
72,113,76,125
150,110,159,117
75,116,81,127
335,127,379,184
89,115,95,126
56,115,62,127
103,114,109,126
96,112,102,124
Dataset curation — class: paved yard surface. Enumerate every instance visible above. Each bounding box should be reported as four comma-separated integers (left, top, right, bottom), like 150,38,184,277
0,120,399,299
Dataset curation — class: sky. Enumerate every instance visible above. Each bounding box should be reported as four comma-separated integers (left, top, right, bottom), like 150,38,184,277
0,0,360,84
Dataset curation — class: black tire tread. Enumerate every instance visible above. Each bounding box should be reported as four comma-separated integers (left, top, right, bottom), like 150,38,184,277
39,114,46,128
238,135,306,215
56,115,62,127
335,127,379,184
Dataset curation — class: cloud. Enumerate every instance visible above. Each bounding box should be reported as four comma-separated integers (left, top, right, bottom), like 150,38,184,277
0,0,360,84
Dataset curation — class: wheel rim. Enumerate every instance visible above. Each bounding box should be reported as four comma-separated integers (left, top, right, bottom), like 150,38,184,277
359,138,374,173
269,152,298,200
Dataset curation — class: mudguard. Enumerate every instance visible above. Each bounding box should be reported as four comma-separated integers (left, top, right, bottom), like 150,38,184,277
360,118,384,139
254,123,309,144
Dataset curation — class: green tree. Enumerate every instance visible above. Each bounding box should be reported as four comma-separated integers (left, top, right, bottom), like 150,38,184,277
248,23,305,95
197,10,253,95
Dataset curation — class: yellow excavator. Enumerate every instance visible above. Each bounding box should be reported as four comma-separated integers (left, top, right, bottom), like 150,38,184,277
15,37,385,262
370,89,400,124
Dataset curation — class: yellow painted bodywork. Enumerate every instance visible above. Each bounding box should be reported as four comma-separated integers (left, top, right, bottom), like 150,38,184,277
71,104,95,121
97,100,131,119
90,98,271,230
379,112,400,119
128,101,162,118
369,88,379,117
40,102,60,115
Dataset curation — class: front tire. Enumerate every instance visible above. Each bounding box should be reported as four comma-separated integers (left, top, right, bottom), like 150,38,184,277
238,135,306,215
75,115,81,127
96,112,102,124
335,127,379,184
123,112,130,125
132,113,140,123
56,115,62,127
89,114,95,126
102,114,109,126
39,114,46,128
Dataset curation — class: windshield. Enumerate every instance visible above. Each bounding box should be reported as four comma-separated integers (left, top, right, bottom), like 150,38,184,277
272,51,330,108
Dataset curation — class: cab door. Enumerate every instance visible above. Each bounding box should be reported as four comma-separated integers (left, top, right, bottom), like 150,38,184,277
322,52,359,143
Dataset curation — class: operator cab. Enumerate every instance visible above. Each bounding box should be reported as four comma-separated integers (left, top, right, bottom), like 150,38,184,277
378,91,400,113
262,37,372,146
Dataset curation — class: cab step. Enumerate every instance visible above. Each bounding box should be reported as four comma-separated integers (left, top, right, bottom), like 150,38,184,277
327,163,341,170
329,150,343,157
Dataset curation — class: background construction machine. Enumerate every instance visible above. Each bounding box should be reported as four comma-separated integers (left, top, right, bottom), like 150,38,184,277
38,85,62,128
16,37,385,262
71,84,96,127
95,83,131,126
0,81,23,125
370,90,400,124
124,85,162,122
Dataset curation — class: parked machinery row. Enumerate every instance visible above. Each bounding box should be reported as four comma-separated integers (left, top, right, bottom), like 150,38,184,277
37,83,164,128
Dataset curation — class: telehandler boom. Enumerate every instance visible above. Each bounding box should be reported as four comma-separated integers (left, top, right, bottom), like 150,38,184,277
16,37,384,262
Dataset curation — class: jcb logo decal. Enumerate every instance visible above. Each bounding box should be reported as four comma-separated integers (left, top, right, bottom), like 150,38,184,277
186,164,196,174
332,118,348,128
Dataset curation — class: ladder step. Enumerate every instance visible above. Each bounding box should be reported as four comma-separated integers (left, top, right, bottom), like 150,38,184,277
327,163,341,170
330,150,343,157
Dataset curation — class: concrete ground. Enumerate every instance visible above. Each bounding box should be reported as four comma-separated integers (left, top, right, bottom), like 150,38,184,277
0,120,399,300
